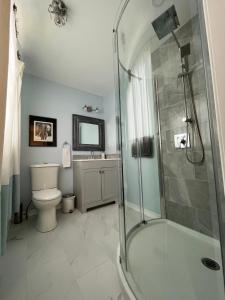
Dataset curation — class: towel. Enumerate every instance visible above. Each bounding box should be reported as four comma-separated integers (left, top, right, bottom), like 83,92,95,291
62,144,71,168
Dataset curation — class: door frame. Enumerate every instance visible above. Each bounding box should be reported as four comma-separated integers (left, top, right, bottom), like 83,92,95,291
0,0,10,182
198,0,225,287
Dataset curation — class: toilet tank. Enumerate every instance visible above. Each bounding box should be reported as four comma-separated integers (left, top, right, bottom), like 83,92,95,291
30,164,60,191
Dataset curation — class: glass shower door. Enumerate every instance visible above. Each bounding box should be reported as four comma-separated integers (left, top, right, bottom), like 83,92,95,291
115,0,225,299
118,62,143,232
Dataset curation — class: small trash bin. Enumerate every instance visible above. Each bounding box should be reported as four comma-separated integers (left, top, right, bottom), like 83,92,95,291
62,193,75,213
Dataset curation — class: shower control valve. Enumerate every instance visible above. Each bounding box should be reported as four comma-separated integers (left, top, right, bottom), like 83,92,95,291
182,117,192,124
174,133,190,149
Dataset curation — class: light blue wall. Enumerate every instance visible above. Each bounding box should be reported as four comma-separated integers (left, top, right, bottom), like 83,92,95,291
21,73,160,215
21,74,105,207
124,151,161,215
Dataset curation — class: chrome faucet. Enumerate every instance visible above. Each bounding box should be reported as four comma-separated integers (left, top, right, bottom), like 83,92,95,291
90,151,94,159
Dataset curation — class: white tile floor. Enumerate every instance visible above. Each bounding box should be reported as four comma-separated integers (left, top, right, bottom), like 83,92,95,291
0,204,125,300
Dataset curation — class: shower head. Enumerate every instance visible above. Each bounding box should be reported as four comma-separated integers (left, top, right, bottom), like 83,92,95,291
152,5,180,40
152,5,191,66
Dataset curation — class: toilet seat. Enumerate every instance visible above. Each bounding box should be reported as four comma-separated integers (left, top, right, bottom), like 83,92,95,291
32,188,61,201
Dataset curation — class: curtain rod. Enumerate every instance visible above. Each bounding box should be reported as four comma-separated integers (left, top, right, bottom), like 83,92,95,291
119,60,142,81
13,3,22,61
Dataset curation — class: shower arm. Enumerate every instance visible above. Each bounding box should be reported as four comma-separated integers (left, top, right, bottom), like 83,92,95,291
171,31,182,49
171,31,191,72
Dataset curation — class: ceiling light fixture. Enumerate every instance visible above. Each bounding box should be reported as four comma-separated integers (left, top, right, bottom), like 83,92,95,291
48,0,68,27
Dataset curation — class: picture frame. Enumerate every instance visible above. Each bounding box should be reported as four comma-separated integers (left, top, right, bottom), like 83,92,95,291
29,115,57,147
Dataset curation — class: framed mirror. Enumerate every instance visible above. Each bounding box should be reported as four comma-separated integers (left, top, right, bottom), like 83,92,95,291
72,114,105,151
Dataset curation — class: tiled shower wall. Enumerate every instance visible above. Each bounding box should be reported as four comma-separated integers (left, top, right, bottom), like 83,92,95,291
151,16,219,238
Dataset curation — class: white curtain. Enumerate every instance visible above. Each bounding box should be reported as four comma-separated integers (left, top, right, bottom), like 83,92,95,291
127,49,154,143
0,2,24,255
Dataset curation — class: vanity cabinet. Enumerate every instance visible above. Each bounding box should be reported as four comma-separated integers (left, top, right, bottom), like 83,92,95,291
82,168,102,204
73,159,119,213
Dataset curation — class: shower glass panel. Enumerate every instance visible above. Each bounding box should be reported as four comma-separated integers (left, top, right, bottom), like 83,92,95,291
119,65,143,234
115,0,225,299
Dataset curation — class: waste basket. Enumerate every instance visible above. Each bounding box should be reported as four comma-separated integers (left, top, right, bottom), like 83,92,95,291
62,193,75,213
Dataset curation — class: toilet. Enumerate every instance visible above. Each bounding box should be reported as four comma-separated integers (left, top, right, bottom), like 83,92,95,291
30,163,62,232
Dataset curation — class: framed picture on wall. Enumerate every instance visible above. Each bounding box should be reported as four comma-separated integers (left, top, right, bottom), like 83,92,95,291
29,115,57,147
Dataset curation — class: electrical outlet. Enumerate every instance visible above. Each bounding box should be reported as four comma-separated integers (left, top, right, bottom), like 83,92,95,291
174,133,190,149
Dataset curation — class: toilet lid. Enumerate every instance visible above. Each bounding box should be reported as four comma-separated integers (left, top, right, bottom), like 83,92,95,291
32,188,62,201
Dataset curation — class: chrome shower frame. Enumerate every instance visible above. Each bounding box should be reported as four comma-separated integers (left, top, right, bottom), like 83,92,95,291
178,55,205,165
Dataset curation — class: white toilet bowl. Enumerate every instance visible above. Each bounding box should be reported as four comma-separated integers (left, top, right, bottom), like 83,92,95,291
30,163,61,233
32,188,62,232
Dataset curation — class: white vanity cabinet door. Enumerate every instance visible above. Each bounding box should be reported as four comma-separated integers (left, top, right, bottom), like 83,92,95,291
101,167,118,202
73,159,119,213
82,168,102,204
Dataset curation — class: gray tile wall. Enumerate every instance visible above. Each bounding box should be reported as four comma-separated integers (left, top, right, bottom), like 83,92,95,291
151,16,220,238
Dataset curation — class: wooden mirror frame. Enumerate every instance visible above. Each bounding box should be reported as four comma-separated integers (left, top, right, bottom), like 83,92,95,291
72,114,105,151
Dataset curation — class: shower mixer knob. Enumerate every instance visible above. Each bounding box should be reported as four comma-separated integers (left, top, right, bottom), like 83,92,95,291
180,139,186,146
185,117,192,123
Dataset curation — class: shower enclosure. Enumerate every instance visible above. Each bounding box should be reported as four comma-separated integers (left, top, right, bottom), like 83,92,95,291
114,1,225,299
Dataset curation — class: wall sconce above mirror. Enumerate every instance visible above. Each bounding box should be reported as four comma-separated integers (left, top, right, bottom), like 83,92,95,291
72,114,105,151
82,105,99,113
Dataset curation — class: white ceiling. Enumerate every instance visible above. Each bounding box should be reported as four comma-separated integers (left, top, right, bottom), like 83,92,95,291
16,0,122,97
117,0,197,68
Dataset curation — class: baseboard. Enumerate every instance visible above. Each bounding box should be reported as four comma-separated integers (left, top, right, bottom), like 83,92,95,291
125,201,160,219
